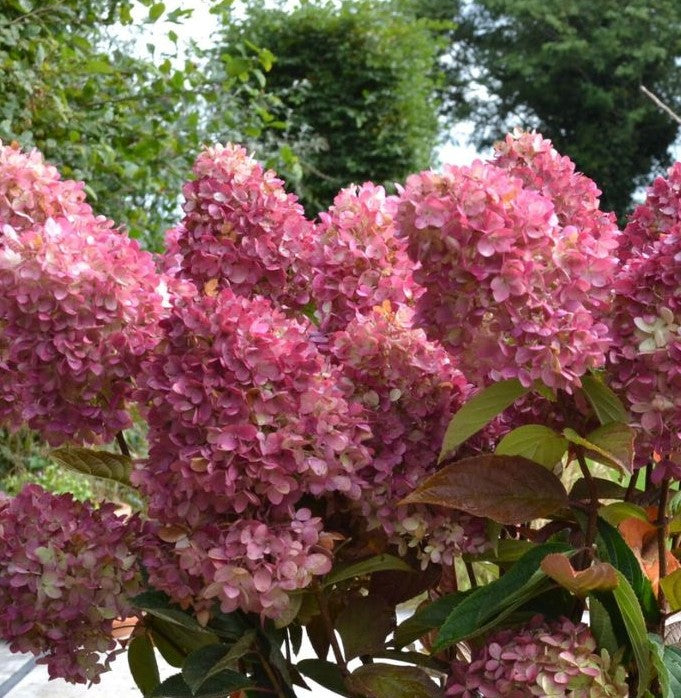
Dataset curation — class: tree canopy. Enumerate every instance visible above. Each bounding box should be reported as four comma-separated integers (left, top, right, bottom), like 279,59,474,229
443,0,681,216
0,0,279,248
218,0,444,213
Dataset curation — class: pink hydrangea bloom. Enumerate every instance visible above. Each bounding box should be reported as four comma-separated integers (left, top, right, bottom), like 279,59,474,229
145,510,332,618
397,136,618,392
167,144,313,309
0,142,92,233
133,288,371,616
0,146,169,445
619,162,681,261
329,303,486,564
610,222,681,458
310,183,419,332
493,130,620,296
0,485,147,684
447,616,628,697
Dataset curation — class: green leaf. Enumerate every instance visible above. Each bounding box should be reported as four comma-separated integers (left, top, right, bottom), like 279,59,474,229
563,425,634,474
336,596,394,659
612,570,653,697
662,644,681,696
182,644,253,694
571,477,627,500
660,569,681,612
582,375,630,424
434,542,571,650
649,635,672,698
297,659,350,697
128,634,160,697
439,379,528,461
401,454,569,524
83,58,114,74
51,447,133,488
345,664,443,698
146,615,217,669
495,424,568,468
151,675,192,698
589,594,619,657
599,502,649,527
133,591,216,635
323,554,411,587
596,518,660,625
588,422,635,472
148,3,166,22
581,375,630,425
473,539,536,564
394,592,472,648
199,630,257,684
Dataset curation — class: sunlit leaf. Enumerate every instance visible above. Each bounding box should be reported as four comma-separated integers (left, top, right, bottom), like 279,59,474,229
540,553,618,596
439,379,527,461
495,424,568,468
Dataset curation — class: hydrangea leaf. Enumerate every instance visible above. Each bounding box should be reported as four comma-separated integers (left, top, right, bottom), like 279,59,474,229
336,596,395,660
345,664,443,698
439,379,528,461
612,569,653,697
581,375,630,425
540,553,618,596
660,569,681,612
323,554,412,588
51,447,133,488
495,424,568,468
434,542,572,650
297,659,350,697
128,634,160,698
563,424,634,474
401,454,569,524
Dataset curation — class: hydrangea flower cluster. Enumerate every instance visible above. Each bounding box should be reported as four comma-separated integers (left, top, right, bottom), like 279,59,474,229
618,162,681,261
310,183,418,332
0,485,147,684
134,288,371,615
329,303,486,564
0,146,169,445
0,142,92,234
447,616,628,697
146,511,332,619
397,134,618,391
167,144,313,309
609,171,681,459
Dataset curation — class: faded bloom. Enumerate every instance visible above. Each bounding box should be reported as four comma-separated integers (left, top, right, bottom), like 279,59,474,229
310,183,418,332
447,616,628,697
144,510,332,618
397,133,618,392
133,288,371,616
167,143,313,309
329,303,486,564
0,145,168,445
0,485,146,684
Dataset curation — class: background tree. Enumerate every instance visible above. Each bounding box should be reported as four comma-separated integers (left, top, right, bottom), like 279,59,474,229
0,0,281,249
440,0,681,217
218,0,445,213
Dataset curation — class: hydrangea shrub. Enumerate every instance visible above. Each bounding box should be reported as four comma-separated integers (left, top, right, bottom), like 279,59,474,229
2,136,681,697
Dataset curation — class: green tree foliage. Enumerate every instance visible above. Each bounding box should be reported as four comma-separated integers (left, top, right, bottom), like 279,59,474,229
0,0,278,249
219,0,444,213
444,0,681,217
